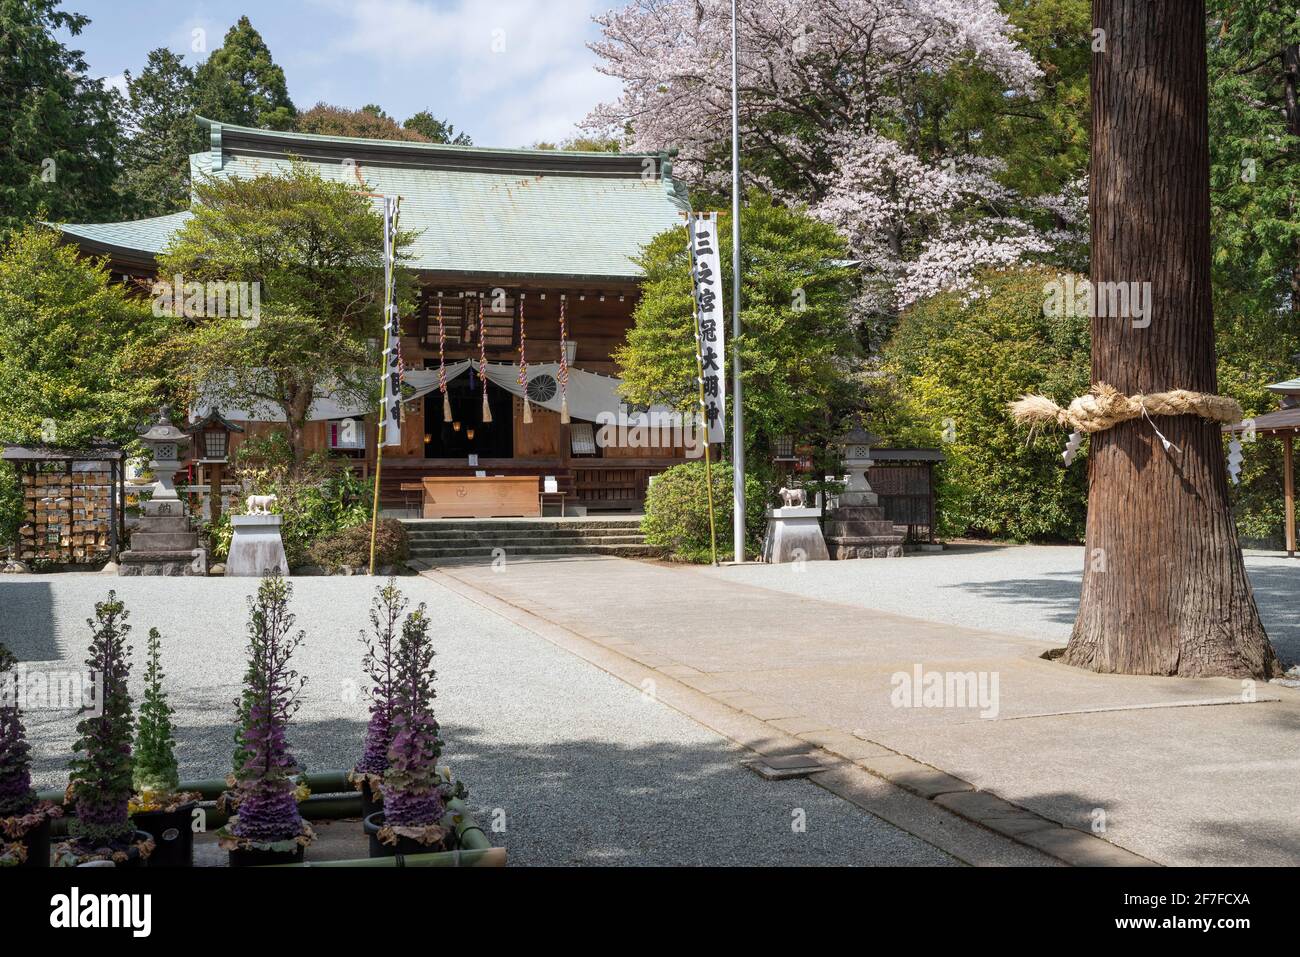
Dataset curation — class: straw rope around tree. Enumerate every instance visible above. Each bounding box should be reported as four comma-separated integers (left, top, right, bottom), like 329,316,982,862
1009,383,1243,435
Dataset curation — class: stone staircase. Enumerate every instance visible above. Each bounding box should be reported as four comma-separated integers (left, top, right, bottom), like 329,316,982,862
403,517,656,564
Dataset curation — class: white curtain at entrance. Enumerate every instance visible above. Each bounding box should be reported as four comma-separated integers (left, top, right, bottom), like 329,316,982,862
401,362,662,423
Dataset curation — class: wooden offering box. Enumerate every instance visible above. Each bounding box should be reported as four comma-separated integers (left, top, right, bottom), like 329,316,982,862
404,475,541,519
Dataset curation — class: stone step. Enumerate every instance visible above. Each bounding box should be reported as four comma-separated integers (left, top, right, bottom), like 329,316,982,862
410,538,644,553
406,528,645,540
410,543,658,559
128,531,201,550
824,521,899,538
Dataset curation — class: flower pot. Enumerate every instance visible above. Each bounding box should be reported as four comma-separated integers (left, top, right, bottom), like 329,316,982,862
131,801,197,868
18,814,51,868
363,811,452,858
360,779,382,820
58,830,155,868
227,842,306,867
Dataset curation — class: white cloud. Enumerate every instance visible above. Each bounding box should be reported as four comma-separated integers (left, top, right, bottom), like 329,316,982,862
101,72,129,97
312,0,621,146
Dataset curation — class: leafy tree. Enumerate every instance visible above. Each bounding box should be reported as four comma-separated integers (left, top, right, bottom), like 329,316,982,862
1207,0,1300,547
118,49,199,216
642,461,768,562
0,0,125,236
0,225,165,546
380,604,446,843
403,111,472,145
193,16,296,130
0,225,165,447
132,628,180,797
298,103,428,142
874,266,1090,542
352,582,407,786
159,163,413,468
66,593,135,849
587,0,1079,330
532,135,621,153
221,574,311,851
616,193,859,462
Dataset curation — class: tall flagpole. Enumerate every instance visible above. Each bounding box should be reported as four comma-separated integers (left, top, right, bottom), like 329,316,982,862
730,0,745,563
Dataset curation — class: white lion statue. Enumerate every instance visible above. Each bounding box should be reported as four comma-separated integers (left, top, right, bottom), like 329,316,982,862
778,486,806,508
245,493,278,515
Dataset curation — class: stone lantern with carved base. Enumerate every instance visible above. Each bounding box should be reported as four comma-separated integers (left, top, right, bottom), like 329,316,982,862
823,419,905,559
119,408,206,576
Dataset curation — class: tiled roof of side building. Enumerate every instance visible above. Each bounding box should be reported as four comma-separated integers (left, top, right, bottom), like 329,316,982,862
54,118,689,281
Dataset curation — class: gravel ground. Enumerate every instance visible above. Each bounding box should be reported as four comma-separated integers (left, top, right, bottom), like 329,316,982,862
0,573,956,867
701,544,1300,665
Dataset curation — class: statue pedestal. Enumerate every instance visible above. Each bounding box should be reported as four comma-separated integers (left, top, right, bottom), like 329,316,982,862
824,493,905,559
119,498,204,576
227,514,290,577
761,506,829,563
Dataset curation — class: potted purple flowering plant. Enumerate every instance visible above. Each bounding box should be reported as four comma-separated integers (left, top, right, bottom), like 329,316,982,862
56,593,155,867
129,628,201,866
348,580,405,819
217,573,314,866
1,641,61,867
362,602,464,857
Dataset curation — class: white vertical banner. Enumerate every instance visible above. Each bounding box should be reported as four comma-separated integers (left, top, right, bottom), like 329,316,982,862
379,196,403,446
688,212,726,444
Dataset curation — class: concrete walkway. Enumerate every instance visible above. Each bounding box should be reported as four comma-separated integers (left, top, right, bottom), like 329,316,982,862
423,553,1300,866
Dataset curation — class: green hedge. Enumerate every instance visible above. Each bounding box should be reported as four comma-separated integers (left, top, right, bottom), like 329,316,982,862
872,266,1091,542
308,518,409,570
642,460,768,562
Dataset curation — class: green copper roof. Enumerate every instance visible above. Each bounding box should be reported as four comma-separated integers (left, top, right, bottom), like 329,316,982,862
56,211,193,257
57,118,689,281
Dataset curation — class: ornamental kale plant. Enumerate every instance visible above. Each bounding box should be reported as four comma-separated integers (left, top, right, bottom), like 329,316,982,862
381,605,446,834
223,573,310,847
0,641,35,819
132,628,179,798
67,593,135,846
353,581,405,782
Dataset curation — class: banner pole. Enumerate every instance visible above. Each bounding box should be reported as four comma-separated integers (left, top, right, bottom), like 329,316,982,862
369,197,400,576
688,212,720,566
729,0,746,565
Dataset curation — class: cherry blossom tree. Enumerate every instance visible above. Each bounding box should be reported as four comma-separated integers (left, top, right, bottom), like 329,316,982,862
587,0,1084,336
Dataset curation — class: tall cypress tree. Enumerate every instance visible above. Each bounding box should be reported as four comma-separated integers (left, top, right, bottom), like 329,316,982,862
0,0,125,237
119,49,199,216
193,17,296,130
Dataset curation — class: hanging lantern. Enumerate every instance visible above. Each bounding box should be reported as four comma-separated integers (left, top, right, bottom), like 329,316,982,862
558,294,571,424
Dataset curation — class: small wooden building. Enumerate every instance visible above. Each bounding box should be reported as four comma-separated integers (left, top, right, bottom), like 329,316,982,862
54,118,694,514
1,442,126,565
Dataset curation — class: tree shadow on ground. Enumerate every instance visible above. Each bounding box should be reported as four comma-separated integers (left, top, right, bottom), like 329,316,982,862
1243,564,1300,666
0,581,59,660
944,573,1082,627
32,711,958,866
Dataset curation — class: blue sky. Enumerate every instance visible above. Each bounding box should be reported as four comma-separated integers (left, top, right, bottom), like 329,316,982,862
63,0,624,147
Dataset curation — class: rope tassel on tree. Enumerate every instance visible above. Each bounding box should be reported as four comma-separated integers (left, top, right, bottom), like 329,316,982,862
1010,382,1242,436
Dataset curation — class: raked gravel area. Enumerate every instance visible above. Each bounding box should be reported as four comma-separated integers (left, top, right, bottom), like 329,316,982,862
699,544,1300,666
0,573,956,867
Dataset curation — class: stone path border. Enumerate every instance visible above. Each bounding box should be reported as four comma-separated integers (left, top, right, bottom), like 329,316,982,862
421,566,1155,867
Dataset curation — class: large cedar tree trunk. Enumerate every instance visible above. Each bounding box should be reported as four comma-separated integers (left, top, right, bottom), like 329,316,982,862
1066,0,1278,677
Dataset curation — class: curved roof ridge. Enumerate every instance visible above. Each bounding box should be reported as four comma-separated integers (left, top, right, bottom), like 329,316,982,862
197,115,668,162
